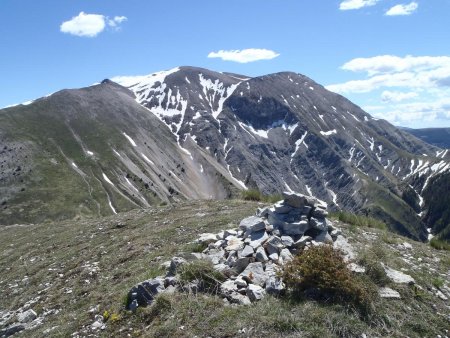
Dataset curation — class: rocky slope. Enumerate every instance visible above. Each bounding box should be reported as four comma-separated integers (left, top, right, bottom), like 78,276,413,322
0,80,242,225
0,200,448,337
1,66,450,240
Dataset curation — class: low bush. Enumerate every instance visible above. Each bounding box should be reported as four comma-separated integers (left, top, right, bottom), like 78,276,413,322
241,189,282,203
241,189,263,201
432,277,444,289
430,237,450,251
282,245,377,314
178,260,226,293
334,211,387,231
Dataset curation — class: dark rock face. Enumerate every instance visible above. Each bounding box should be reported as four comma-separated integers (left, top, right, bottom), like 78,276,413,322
1,66,449,240
402,127,450,149
114,67,447,240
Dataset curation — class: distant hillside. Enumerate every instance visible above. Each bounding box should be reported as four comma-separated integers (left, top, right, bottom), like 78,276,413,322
403,127,450,149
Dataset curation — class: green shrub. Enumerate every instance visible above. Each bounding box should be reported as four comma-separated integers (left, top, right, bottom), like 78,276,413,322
178,260,226,292
136,293,174,325
334,212,387,231
357,244,390,287
241,189,282,203
360,259,389,287
432,277,444,289
241,189,263,201
430,238,450,251
183,241,208,253
282,245,377,314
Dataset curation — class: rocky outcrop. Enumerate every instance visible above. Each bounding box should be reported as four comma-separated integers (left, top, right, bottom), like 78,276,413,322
126,192,343,308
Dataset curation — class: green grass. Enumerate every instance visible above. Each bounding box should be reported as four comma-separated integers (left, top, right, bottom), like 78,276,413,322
332,211,387,230
0,200,449,337
430,237,450,251
178,260,226,292
241,189,282,203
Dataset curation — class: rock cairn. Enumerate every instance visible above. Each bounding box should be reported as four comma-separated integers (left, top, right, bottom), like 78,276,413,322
127,192,342,308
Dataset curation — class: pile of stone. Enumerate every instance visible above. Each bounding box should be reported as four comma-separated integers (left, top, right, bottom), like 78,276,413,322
127,192,342,308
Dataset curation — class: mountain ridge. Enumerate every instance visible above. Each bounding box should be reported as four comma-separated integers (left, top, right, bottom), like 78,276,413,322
1,66,449,241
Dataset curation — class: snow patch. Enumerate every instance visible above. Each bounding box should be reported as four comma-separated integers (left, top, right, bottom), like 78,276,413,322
320,129,337,136
141,153,154,165
107,196,117,214
227,164,247,190
198,73,240,120
123,132,137,147
347,111,361,122
102,173,115,186
112,149,122,158
291,131,308,160
305,185,312,196
124,177,139,193
112,67,180,103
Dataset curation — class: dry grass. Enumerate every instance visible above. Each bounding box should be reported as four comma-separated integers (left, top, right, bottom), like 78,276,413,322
0,200,449,337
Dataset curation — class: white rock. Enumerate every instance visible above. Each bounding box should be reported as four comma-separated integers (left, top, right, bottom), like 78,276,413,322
348,263,366,273
400,242,413,250
333,235,356,261
246,284,266,301
228,292,251,305
91,321,104,330
280,248,293,263
379,287,401,299
293,235,312,248
269,252,279,262
198,233,218,244
212,240,225,249
248,230,269,249
255,246,269,262
239,216,266,233
239,262,268,286
384,266,415,284
224,229,238,237
220,280,238,295
235,277,247,288
435,290,448,301
225,237,245,251
17,309,37,323
240,245,254,258
281,236,294,247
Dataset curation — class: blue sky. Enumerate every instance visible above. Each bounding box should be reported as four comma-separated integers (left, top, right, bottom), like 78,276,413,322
1,0,450,128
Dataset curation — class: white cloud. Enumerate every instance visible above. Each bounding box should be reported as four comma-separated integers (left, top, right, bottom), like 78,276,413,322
328,55,450,127
339,0,380,10
60,12,105,37
371,99,450,125
108,16,127,28
386,2,418,16
60,12,127,37
381,90,418,102
207,49,280,63
327,55,450,93
341,55,450,76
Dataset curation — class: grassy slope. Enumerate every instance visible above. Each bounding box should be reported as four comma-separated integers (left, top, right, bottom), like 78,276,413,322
0,200,448,338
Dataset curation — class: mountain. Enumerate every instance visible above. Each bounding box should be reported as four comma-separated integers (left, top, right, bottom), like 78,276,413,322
402,127,450,149
0,79,242,225
1,66,450,241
